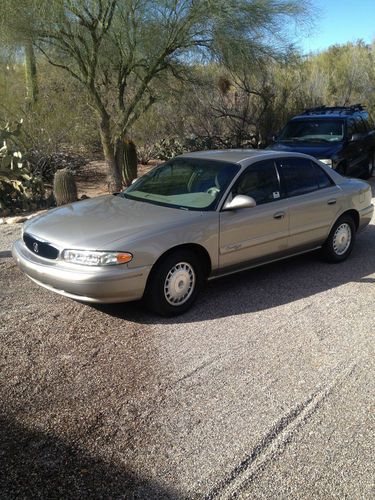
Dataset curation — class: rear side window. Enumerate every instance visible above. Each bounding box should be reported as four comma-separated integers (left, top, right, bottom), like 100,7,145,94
277,158,318,197
233,160,281,205
311,162,334,189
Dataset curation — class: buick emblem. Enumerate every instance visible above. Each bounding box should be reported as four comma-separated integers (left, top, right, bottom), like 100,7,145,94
33,242,39,253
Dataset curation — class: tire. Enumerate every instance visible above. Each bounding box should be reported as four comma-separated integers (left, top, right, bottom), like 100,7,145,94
321,215,356,263
144,249,205,316
362,151,374,179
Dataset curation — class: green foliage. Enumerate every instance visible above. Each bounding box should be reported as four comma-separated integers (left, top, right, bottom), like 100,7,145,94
53,168,77,206
121,140,138,187
0,57,99,157
0,121,45,213
1,2,375,186
153,138,187,161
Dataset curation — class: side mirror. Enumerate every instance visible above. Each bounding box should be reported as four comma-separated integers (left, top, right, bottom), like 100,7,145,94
223,195,257,211
349,133,362,142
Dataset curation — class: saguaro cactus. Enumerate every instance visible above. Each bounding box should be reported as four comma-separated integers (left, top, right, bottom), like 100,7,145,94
122,140,138,186
53,168,78,206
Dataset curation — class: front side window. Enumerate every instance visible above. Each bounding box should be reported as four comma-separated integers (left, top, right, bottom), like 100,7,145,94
347,118,357,137
277,158,319,197
123,158,240,210
232,160,281,205
279,119,344,143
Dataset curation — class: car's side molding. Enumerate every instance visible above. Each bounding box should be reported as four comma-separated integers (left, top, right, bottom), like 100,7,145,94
209,246,322,281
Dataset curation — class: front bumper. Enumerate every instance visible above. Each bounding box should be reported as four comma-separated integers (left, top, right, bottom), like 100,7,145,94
12,239,152,303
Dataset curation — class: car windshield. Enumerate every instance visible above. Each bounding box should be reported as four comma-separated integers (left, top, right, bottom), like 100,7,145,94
123,157,240,211
279,120,344,142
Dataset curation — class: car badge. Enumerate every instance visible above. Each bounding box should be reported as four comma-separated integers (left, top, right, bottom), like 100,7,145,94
33,242,39,253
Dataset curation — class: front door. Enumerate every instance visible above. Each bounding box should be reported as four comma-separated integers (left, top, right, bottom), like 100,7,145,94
345,118,368,176
219,160,290,270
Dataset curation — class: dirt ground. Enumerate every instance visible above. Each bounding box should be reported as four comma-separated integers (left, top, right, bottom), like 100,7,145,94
74,160,158,198
1,180,375,498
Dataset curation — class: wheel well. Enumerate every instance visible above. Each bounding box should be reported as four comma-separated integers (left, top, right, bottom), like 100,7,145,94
340,209,359,230
151,244,212,277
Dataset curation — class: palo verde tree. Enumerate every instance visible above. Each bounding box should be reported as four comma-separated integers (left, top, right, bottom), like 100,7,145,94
32,0,310,192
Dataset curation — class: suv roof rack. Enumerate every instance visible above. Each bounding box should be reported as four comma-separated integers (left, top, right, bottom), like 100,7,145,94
302,104,365,116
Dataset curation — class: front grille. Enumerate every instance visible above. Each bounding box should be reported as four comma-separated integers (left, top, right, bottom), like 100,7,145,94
23,233,59,260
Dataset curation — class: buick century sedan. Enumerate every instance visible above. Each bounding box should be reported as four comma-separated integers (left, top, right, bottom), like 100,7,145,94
12,150,373,316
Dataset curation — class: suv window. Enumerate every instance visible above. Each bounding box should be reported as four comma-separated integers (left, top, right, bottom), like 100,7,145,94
347,118,357,137
277,158,319,197
278,119,344,143
233,160,281,205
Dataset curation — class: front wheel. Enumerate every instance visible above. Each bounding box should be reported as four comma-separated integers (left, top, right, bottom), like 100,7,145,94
321,215,356,263
144,249,205,316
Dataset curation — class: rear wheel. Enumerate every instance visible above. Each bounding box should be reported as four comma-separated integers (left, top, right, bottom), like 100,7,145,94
144,249,205,316
321,215,356,263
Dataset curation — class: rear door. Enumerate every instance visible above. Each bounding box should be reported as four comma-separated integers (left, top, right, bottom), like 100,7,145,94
219,159,290,270
276,157,342,250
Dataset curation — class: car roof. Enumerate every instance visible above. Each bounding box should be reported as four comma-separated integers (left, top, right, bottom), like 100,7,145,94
179,149,313,165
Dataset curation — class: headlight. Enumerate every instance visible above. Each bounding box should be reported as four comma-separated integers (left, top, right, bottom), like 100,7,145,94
320,159,332,167
62,249,133,266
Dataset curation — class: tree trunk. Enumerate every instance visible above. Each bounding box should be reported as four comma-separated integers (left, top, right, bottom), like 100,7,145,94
24,39,38,108
98,116,122,193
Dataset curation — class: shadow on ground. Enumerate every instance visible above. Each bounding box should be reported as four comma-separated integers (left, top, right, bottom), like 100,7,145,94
94,224,375,325
0,416,179,499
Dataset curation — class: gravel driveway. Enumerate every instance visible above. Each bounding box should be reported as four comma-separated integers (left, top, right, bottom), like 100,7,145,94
1,189,374,499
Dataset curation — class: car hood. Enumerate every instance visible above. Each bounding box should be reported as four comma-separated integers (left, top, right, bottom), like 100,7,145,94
267,142,342,158
24,195,202,250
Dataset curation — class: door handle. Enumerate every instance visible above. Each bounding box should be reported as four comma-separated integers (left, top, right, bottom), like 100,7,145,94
327,199,337,205
273,211,286,219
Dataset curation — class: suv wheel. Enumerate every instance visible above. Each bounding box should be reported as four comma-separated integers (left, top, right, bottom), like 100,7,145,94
322,215,356,263
144,249,205,316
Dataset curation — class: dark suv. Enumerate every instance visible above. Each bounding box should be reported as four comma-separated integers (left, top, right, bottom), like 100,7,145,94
268,104,375,179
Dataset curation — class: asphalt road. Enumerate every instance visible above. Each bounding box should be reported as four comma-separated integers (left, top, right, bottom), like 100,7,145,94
1,190,374,499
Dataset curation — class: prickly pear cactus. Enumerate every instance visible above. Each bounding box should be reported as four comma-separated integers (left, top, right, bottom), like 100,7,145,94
122,140,138,186
0,120,45,214
53,168,78,206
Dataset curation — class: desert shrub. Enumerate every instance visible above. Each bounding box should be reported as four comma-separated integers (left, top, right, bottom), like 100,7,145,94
26,149,87,182
0,59,99,156
0,121,46,214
